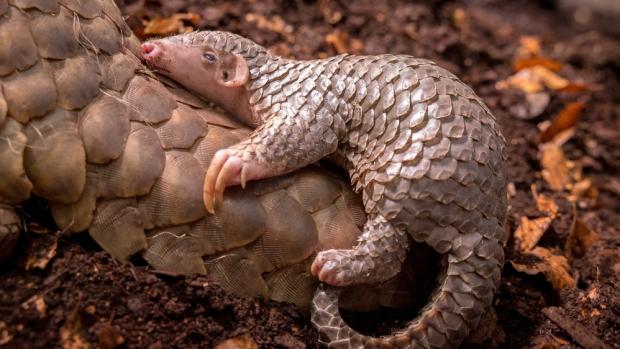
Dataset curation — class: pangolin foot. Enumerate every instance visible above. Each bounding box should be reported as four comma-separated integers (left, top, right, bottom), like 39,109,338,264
310,249,360,286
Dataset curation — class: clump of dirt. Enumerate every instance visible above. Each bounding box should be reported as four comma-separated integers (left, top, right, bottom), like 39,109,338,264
2,0,619,348
1,241,315,348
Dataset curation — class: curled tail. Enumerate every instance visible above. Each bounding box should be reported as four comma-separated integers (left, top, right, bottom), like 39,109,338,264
312,234,503,349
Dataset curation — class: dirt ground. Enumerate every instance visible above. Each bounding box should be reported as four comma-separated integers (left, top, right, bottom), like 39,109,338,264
1,0,619,348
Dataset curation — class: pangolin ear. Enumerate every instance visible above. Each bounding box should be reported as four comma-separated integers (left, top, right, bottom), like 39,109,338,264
216,52,249,88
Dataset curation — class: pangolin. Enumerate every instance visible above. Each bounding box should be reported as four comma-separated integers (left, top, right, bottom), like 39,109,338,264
0,0,414,314
142,31,507,348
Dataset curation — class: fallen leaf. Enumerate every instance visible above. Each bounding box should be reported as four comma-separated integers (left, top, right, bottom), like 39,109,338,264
539,142,574,191
533,185,559,217
143,13,200,36
451,8,469,32
496,68,545,93
514,186,558,251
569,178,598,204
516,35,542,59
0,322,12,346
498,66,583,94
538,102,584,143
557,82,591,92
245,14,294,42
513,57,563,72
511,246,576,290
60,309,89,349
23,233,58,270
514,216,554,251
565,216,599,260
531,333,570,349
21,295,46,317
215,334,259,349
319,0,343,24
97,323,125,349
325,30,364,54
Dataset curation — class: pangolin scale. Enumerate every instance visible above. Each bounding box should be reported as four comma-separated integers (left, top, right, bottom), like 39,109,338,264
144,31,507,348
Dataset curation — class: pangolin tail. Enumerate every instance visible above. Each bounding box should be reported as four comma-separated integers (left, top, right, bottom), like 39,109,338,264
311,237,502,349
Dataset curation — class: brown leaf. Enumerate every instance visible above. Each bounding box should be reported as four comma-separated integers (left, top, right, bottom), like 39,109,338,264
514,216,554,251
451,8,469,32
97,324,125,349
60,309,89,349
557,82,591,93
511,247,576,290
143,13,200,36
533,185,559,217
514,186,558,251
215,334,259,349
325,30,364,54
565,217,599,260
0,322,13,346
538,102,584,143
319,0,343,24
245,14,294,43
516,35,542,59
23,233,58,270
539,143,574,191
513,57,563,72
531,333,570,349
21,295,47,317
498,66,580,94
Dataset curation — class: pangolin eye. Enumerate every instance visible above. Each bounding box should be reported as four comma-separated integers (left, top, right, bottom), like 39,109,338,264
203,52,217,62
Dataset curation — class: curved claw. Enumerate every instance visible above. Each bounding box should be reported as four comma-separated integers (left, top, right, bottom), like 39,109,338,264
204,150,230,214
203,147,278,214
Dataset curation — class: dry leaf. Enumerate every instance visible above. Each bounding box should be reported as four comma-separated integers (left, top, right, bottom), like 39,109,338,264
24,233,58,270
0,322,12,346
538,102,584,143
514,216,554,251
511,246,576,290
245,14,294,42
514,186,558,251
97,323,125,349
513,57,562,72
565,217,599,260
531,333,570,349
539,143,574,191
319,0,343,24
143,13,200,36
557,82,591,92
21,295,47,317
451,8,469,32
215,334,259,349
533,185,559,217
497,66,578,94
325,30,364,54
60,309,90,349
516,35,542,59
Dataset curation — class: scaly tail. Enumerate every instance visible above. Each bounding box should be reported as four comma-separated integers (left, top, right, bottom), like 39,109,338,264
312,235,503,349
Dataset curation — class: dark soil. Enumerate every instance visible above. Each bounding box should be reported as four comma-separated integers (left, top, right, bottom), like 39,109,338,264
2,0,619,348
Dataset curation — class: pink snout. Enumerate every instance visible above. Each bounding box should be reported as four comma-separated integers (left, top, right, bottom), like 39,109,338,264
140,42,163,66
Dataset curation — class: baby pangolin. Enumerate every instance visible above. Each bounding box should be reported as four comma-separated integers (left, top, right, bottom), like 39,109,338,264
142,31,507,348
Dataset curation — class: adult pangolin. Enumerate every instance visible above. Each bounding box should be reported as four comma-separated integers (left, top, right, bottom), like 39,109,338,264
143,31,507,348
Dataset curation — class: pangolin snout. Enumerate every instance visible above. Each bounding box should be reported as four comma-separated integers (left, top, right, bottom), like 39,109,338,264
141,42,163,66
